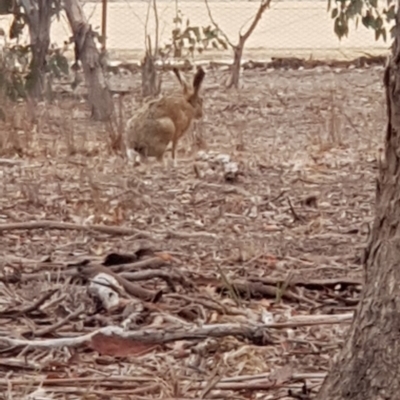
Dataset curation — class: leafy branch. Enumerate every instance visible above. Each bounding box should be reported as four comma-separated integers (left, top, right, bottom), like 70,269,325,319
328,0,396,41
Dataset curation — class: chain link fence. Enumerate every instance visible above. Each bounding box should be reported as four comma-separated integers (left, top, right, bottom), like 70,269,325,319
0,0,392,61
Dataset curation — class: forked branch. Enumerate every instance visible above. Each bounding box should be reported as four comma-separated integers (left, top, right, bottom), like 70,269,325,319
203,0,234,48
240,0,272,42
204,0,272,88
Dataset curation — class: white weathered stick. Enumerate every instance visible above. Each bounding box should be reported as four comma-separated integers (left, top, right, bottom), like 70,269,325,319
0,314,353,349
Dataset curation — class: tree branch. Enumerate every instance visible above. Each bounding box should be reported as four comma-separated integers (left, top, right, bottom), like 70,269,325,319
240,0,272,41
153,0,159,56
203,0,235,48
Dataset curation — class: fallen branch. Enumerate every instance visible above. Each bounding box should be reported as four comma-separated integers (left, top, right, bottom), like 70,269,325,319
120,269,195,291
248,276,363,290
0,314,353,349
109,256,169,271
0,221,216,241
162,229,217,240
0,221,152,238
9,257,171,284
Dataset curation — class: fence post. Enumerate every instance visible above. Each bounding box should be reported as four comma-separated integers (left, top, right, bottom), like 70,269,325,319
101,0,108,50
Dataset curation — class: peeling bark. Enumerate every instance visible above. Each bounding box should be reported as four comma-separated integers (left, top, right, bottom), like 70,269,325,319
316,5,400,400
64,0,113,121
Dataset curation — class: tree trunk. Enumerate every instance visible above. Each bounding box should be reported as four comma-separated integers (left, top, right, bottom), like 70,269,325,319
21,0,51,98
315,7,400,400
228,36,244,89
141,37,161,99
64,0,113,121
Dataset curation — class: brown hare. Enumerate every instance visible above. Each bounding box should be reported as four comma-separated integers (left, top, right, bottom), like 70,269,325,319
125,66,205,167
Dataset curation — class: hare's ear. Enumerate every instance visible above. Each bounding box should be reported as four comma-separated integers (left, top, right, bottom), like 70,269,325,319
193,66,205,95
173,67,190,95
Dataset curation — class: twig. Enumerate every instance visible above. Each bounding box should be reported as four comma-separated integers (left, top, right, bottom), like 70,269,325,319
0,289,59,316
203,0,234,48
120,269,195,290
153,0,159,56
0,158,25,166
217,265,242,307
239,0,272,41
160,229,217,240
287,197,304,222
200,366,224,398
248,276,363,289
33,305,86,337
220,372,326,383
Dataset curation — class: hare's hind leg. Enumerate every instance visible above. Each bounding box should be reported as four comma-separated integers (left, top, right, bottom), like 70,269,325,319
156,152,168,168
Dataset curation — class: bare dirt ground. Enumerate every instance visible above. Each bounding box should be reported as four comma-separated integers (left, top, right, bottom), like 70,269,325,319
0,65,385,399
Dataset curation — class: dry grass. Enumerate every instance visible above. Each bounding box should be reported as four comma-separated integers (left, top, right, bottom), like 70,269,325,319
0,65,385,399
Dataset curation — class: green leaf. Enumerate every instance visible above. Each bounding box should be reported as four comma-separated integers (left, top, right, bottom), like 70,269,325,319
385,4,396,21
203,26,211,34
55,53,69,75
173,16,182,24
354,0,363,15
390,24,396,38
190,26,201,42
381,28,387,42
362,12,374,28
331,8,339,18
334,18,348,39
172,28,180,39
217,37,228,49
9,16,25,40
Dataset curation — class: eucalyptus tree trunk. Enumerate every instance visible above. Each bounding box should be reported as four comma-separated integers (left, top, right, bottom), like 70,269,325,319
20,0,51,98
64,0,113,121
227,37,244,89
315,4,400,399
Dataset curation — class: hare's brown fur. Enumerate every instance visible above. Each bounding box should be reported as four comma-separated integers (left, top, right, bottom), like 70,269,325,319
126,67,205,164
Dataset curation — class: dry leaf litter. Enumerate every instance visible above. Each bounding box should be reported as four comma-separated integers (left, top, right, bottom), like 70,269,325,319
0,64,385,399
